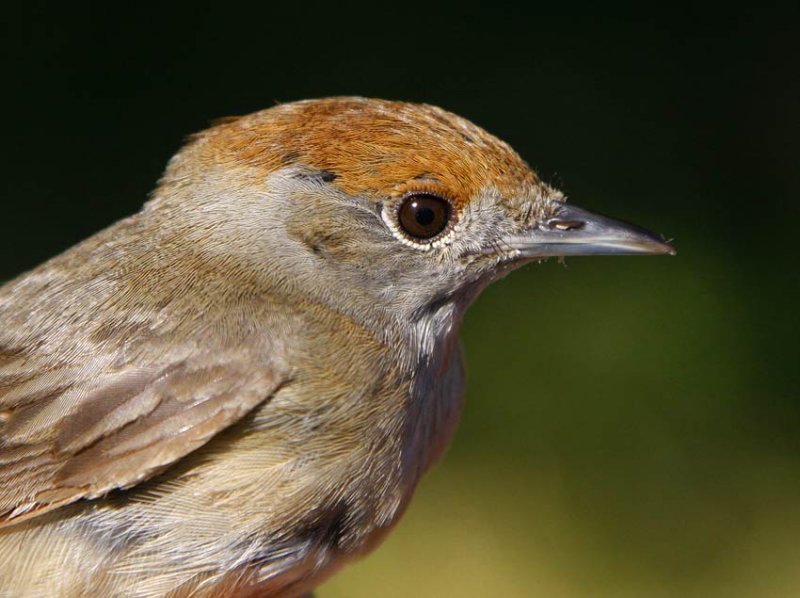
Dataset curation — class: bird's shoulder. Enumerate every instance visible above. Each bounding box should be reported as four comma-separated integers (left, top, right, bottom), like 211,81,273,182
0,217,294,526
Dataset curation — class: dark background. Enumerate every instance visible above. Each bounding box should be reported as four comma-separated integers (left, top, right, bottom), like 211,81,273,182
2,4,798,596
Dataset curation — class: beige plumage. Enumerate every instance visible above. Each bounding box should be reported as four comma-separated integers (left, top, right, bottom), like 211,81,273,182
0,97,673,596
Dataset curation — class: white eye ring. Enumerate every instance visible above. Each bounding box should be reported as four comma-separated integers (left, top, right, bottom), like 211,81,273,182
381,194,460,251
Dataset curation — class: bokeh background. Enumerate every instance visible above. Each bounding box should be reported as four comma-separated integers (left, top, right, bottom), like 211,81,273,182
2,4,798,596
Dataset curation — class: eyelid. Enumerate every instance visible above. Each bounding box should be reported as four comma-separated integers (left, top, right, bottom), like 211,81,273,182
382,192,460,251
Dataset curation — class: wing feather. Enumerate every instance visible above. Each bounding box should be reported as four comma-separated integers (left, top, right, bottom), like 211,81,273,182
0,349,284,525
0,217,291,526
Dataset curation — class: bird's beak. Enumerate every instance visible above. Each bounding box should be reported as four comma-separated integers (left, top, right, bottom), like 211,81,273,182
505,203,676,258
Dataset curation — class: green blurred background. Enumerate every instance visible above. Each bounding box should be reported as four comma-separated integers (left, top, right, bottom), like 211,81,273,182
2,3,798,596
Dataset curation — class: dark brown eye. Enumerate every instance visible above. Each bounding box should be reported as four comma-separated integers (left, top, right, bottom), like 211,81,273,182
398,194,450,240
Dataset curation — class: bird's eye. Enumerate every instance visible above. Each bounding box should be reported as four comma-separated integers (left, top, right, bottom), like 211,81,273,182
398,194,450,240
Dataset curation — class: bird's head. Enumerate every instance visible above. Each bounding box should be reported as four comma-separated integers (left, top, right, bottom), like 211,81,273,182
147,97,673,324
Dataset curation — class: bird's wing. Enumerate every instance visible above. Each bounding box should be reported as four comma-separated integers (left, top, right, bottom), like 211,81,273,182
0,339,286,527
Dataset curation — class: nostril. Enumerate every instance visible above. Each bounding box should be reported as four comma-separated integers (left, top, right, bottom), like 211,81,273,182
547,219,585,231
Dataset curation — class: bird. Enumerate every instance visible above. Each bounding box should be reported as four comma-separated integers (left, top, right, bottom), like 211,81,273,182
0,97,674,597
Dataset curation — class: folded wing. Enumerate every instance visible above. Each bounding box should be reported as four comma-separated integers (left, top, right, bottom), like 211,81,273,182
0,339,285,525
